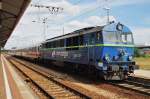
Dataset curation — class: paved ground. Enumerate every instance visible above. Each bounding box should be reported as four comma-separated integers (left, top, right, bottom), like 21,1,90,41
134,69,150,79
0,54,38,99
0,55,6,99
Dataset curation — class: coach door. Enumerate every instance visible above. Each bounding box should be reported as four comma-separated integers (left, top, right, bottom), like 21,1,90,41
89,33,95,65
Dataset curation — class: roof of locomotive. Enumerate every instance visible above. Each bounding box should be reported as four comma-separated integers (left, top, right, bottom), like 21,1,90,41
44,26,104,43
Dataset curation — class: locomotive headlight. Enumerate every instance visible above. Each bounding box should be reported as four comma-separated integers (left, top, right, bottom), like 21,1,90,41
113,56,118,61
128,56,133,61
104,54,110,62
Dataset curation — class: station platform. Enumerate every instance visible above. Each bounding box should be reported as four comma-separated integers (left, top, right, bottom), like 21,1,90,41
0,54,38,99
134,69,150,79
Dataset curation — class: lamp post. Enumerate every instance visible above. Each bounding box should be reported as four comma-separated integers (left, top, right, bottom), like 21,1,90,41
32,17,48,42
0,0,2,26
0,0,2,56
42,17,47,41
0,0,2,10
0,39,7,56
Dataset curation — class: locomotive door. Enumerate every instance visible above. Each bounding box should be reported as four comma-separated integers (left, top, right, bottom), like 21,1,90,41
89,33,95,65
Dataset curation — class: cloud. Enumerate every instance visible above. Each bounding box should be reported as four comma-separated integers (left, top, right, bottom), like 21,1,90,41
106,0,150,7
5,15,116,49
144,17,150,25
85,16,116,25
4,0,150,49
28,0,80,16
132,27,150,45
62,16,116,33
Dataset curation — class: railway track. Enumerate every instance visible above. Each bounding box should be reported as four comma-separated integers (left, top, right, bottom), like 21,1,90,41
109,77,150,96
7,57,91,99
6,55,150,98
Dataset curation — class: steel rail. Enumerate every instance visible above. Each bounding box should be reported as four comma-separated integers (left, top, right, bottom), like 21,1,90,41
8,57,91,99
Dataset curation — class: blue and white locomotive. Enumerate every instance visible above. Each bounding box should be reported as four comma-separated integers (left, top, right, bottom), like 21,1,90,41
39,22,135,80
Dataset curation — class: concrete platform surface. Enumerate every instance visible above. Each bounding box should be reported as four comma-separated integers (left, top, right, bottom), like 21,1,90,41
134,69,150,79
1,54,38,99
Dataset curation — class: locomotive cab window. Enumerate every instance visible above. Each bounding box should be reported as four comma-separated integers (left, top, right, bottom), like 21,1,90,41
96,31,102,43
103,31,133,44
121,32,133,44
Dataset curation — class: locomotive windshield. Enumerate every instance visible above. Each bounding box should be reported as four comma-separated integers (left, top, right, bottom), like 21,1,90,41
103,31,133,44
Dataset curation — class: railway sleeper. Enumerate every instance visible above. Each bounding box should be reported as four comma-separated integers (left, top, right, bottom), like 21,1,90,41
125,80,150,88
120,83,149,91
54,96,81,99
50,91,74,96
48,90,73,96
9,58,89,99
50,93,77,99
37,83,52,87
47,86,62,89
49,90,68,93
35,80,50,85
48,84,64,87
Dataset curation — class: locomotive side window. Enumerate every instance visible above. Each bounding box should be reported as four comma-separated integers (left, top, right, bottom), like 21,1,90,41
54,41,56,48
66,36,79,50
72,36,78,46
44,43,46,48
47,42,51,48
45,39,65,48
56,40,60,48
60,39,64,47
66,37,72,50
72,36,79,50
96,32,100,40
79,35,83,45
89,33,95,44
66,38,72,46
51,41,54,48
83,34,89,46
52,41,55,48
96,31,102,43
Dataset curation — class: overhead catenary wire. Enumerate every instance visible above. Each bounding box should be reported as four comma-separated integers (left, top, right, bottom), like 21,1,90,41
59,0,111,27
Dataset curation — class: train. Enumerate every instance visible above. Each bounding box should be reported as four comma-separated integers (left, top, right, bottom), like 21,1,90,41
11,22,135,80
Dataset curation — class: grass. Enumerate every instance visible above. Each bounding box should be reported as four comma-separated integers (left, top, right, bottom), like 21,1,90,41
134,57,150,70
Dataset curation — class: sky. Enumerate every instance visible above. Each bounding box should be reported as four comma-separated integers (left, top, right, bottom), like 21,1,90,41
4,0,150,49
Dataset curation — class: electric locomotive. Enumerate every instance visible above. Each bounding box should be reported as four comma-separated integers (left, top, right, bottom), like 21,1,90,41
39,22,135,80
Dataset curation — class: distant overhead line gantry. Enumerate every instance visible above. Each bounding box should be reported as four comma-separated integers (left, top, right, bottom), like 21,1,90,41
31,4,63,14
